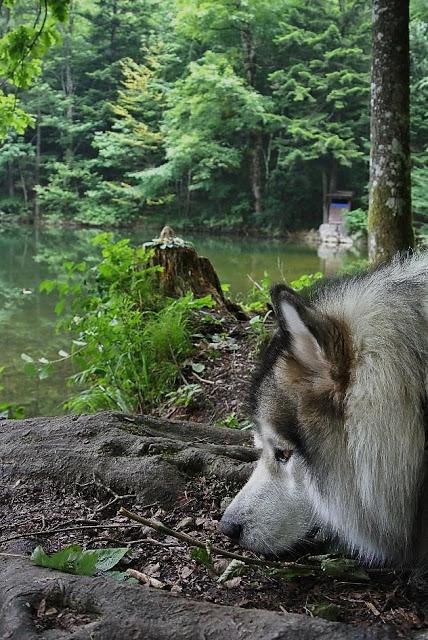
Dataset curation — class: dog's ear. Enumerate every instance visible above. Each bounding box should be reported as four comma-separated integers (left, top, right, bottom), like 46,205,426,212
270,284,351,400
270,284,325,372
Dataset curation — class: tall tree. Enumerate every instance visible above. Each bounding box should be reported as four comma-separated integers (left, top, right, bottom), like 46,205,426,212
271,0,370,222
0,0,71,138
368,0,414,262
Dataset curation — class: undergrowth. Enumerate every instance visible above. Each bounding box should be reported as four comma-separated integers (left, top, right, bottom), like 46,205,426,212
32,233,214,414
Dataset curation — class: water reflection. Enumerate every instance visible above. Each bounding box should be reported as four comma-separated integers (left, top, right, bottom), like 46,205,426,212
0,225,364,416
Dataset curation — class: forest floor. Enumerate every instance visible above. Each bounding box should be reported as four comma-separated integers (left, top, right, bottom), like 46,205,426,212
2,312,428,636
152,308,260,427
2,474,428,635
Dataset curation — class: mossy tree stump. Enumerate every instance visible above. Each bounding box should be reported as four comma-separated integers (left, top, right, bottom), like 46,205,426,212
146,227,245,317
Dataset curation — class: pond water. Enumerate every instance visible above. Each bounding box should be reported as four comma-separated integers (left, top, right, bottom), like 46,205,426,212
0,225,364,417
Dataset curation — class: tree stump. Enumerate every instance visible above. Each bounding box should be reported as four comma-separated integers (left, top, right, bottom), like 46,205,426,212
145,226,246,318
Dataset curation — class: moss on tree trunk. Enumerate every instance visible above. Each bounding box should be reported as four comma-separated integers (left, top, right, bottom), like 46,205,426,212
368,0,414,263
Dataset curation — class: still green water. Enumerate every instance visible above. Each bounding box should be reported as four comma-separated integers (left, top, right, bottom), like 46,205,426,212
0,225,363,417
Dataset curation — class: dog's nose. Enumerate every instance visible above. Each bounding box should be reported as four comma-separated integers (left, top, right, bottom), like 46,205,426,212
220,517,242,541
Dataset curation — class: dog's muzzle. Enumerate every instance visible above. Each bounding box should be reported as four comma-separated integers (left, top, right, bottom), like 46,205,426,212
219,516,242,542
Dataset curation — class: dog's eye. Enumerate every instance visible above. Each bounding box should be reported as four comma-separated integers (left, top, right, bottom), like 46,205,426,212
274,448,293,464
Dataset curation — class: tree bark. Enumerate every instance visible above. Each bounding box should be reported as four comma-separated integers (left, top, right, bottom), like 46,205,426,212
241,26,263,217
0,412,255,506
7,159,14,198
63,0,74,163
34,106,41,222
0,556,399,640
368,0,414,263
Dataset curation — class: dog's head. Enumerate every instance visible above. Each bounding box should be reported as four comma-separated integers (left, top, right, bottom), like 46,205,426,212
220,282,425,564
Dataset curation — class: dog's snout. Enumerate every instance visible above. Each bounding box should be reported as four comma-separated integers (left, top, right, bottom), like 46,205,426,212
220,517,242,541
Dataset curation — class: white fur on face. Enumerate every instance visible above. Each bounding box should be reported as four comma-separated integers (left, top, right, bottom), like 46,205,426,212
223,253,428,566
222,422,315,555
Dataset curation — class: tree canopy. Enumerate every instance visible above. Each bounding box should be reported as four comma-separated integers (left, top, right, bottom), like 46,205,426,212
0,0,426,235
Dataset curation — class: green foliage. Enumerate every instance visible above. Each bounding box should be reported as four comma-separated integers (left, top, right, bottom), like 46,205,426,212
36,233,211,413
31,544,130,578
217,559,246,583
242,271,323,314
289,272,323,291
339,257,369,275
166,383,202,408
0,366,24,418
320,556,369,581
308,602,341,622
190,545,213,569
216,412,249,429
0,0,71,138
242,273,271,313
344,207,368,236
0,0,426,232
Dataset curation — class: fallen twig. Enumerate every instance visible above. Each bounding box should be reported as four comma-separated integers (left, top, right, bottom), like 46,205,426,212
191,370,216,385
119,507,314,571
0,523,141,545
118,507,399,577
126,568,165,588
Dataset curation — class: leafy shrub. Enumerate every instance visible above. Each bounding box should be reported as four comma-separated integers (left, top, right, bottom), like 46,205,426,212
344,208,368,237
241,271,323,313
241,272,271,313
38,233,212,413
0,366,24,419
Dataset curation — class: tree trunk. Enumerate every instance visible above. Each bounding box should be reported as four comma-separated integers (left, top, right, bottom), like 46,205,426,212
249,131,263,216
368,0,414,263
241,27,263,217
63,0,74,163
322,167,328,223
7,159,14,198
18,159,28,207
34,107,41,222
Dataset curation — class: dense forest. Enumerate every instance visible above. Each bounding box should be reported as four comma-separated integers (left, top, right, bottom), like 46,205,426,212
0,0,427,233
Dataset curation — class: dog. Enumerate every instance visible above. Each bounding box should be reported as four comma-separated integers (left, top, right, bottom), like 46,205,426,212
220,253,428,568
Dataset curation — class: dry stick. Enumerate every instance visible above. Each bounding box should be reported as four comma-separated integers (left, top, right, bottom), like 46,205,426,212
118,508,396,576
191,370,216,386
119,507,312,571
0,523,142,545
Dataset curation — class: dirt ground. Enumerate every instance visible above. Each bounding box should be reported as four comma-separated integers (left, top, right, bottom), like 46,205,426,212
2,311,428,636
2,463,428,635
152,308,260,426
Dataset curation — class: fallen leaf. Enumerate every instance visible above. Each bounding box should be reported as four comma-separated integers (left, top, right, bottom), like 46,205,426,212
181,566,193,579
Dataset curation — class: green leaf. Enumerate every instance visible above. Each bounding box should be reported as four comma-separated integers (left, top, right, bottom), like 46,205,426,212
191,362,205,373
39,280,56,294
190,545,213,569
91,547,129,572
106,570,138,584
21,353,34,363
309,602,341,621
58,350,70,358
31,545,128,576
267,565,315,580
38,363,53,380
55,299,66,316
23,362,37,378
217,559,245,583
320,557,369,581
